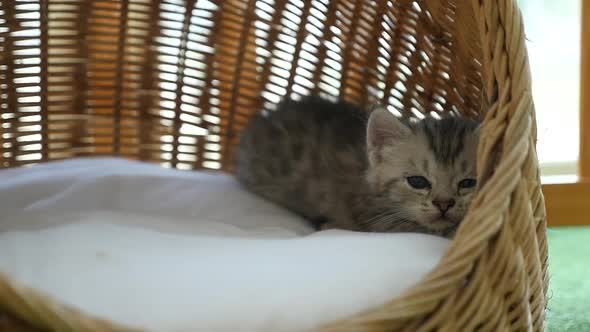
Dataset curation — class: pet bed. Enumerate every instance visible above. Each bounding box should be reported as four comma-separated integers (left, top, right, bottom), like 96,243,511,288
0,0,548,331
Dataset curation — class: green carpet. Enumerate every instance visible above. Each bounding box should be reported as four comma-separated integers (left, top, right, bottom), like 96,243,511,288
547,227,590,331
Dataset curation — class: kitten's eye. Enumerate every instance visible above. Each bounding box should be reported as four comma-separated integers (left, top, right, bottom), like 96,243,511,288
406,176,431,189
458,178,477,189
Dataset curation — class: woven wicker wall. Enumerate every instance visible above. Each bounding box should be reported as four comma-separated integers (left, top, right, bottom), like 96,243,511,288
1,0,484,171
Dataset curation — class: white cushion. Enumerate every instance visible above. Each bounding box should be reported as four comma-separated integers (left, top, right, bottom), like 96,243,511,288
0,158,450,332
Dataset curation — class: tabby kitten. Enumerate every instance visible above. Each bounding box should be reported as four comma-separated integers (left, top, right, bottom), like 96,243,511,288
235,96,480,237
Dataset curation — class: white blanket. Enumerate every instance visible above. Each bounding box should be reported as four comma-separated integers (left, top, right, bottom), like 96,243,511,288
0,158,449,332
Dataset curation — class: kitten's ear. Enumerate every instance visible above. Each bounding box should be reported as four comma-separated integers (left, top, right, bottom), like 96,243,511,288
366,107,410,151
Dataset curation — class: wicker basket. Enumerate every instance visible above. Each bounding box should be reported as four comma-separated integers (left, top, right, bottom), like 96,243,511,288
0,0,548,331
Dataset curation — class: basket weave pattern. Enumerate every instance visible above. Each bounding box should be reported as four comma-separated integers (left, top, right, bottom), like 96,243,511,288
0,0,548,331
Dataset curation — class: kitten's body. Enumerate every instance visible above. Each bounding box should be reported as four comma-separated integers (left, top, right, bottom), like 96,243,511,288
235,96,480,236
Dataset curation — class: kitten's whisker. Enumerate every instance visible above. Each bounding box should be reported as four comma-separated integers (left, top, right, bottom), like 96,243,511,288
365,212,416,232
377,218,414,232
361,209,400,226
363,211,408,227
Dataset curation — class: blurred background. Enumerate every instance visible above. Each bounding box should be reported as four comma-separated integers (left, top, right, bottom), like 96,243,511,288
518,0,581,179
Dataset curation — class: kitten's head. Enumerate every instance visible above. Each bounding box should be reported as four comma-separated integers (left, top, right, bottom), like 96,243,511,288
365,108,480,234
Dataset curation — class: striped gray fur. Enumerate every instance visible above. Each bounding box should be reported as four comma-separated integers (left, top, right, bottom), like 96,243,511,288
421,118,479,165
234,96,480,237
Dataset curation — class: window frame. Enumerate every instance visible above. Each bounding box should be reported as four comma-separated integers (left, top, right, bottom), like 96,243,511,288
543,0,590,226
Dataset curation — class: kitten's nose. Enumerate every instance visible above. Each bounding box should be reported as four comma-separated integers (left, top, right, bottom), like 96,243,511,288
433,199,456,213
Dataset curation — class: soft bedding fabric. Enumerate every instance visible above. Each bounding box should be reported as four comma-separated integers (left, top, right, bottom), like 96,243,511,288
0,158,450,332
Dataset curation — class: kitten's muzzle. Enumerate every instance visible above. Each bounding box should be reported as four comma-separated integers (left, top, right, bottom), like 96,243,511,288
432,199,456,215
